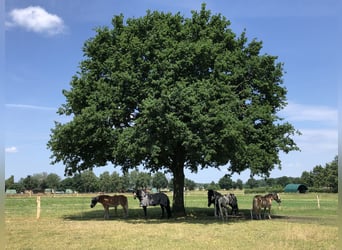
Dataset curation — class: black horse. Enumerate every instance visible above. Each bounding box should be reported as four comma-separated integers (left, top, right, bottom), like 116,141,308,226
207,190,239,217
227,193,239,215
208,189,222,217
133,189,172,219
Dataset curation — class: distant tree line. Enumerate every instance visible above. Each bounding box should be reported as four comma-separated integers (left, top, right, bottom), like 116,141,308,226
242,156,338,193
5,170,167,194
300,155,338,193
5,156,337,193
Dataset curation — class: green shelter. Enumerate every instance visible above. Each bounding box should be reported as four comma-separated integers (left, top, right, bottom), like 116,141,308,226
5,189,17,194
284,184,308,193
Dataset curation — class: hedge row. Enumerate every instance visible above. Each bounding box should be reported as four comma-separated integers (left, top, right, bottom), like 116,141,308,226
244,186,337,194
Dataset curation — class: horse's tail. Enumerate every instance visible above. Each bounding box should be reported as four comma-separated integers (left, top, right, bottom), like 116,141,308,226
251,197,259,220
219,200,225,220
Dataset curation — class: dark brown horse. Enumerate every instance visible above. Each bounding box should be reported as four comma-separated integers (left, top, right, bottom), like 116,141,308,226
90,194,128,219
250,193,281,220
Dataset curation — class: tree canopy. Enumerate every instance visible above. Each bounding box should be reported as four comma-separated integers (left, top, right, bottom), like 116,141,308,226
48,4,299,216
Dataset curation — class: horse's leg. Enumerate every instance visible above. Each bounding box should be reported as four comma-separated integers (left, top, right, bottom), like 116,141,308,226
223,206,228,220
252,208,257,219
123,204,128,218
166,205,171,219
160,205,165,218
215,200,220,217
218,204,222,220
114,205,117,216
251,201,256,219
104,207,109,219
221,206,225,220
143,206,147,218
268,206,272,219
218,203,224,221
213,198,217,217
223,206,228,221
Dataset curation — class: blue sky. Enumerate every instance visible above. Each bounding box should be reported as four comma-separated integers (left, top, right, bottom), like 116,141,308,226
4,0,339,183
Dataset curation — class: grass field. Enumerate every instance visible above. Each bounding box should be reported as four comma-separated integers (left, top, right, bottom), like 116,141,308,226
5,191,338,249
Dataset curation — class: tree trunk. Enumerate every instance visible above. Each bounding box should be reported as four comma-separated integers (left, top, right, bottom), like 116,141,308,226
172,163,186,217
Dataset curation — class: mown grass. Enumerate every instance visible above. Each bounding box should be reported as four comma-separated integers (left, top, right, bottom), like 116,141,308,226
5,191,338,249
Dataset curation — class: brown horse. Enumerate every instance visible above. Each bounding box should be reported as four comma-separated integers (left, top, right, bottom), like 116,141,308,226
250,193,281,220
90,194,128,219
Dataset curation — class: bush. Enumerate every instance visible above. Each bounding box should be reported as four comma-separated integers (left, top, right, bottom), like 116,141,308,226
307,187,336,193
244,186,284,194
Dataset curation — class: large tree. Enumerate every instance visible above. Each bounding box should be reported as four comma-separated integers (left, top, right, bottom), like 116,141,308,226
152,172,168,191
48,4,299,216
98,171,113,192
46,173,61,190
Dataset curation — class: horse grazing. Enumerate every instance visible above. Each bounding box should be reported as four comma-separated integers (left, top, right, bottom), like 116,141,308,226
207,190,239,217
90,194,128,219
250,193,281,220
216,195,233,220
133,189,171,219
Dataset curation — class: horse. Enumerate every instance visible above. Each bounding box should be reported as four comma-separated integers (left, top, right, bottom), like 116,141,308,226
90,194,128,219
217,194,233,221
250,193,281,220
133,189,171,219
207,189,222,217
207,190,239,217
227,193,239,215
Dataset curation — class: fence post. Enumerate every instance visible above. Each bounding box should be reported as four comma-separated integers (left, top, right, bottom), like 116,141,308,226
316,194,320,209
36,196,41,219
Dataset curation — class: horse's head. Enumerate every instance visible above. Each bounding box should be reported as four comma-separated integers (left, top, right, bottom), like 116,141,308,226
207,189,215,207
273,193,281,203
90,196,98,208
133,190,138,200
133,189,143,201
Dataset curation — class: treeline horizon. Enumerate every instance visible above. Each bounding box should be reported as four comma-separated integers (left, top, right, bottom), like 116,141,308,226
5,156,337,193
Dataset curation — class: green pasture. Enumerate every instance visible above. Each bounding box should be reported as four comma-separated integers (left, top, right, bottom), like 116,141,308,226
5,191,338,249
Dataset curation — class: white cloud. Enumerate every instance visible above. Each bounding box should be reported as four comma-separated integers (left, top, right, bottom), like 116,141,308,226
279,102,338,166
5,147,18,153
280,102,337,124
6,103,56,111
295,128,338,152
6,6,66,36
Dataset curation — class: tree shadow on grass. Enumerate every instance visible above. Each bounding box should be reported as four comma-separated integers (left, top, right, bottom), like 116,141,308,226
62,206,336,226
62,207,300,224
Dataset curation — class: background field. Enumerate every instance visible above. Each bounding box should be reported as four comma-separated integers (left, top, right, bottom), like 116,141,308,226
5,191,337,249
